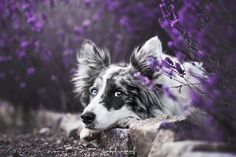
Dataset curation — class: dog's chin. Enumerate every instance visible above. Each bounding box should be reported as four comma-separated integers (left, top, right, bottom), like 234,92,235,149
84,123,113,131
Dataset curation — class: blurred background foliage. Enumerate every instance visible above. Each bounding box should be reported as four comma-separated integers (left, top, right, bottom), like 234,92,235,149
0,0,169,112
0,0,236,135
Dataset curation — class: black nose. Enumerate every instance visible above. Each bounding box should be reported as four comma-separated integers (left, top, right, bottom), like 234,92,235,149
81,112,96,124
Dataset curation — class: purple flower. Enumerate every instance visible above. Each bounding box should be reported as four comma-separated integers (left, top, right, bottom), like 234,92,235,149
74,26,84,35
35,21,44,32
159,18,169,29
34,40,40,48
82,20,91,29
21,3,30,11
119,16,129,28
105,1,120,11
161,59,172,68
133,71,141,78
140,76,150,86
41,50,52,62
92,13,101,22
26,15,37,24
165,57,174,65
133,71,154,89
17,51,26,59
175,63,185,75
170,19,178,28
197,50,205,59
167,41,175,49
20,40,30,49
84,0,92,7
27,67,35,75
147,57,159,70
41,13,47,21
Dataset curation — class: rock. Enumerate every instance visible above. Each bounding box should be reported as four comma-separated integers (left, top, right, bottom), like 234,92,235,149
99,128,129,149
65,146,73,151
128,115,185,157
3,107,233,157
128,115,236,157
58,113,82,135
0,100,24,128
148,140,236,157
35,110,83,135
56,139,62,144
38,127,50,134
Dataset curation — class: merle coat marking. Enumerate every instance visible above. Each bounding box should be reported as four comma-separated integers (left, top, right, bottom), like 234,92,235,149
73,36,206,140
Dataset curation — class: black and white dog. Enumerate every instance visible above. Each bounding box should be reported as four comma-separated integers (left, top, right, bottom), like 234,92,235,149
73,36,206,140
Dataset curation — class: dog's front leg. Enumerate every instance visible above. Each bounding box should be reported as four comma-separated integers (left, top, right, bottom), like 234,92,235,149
79,127,100,141
116,117,140,128
80,117,139,140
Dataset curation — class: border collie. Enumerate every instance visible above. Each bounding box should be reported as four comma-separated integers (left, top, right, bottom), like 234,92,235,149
73,36,206,140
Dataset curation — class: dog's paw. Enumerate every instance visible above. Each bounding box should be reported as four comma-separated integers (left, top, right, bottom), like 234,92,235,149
79,128,100,141
116,117,140,128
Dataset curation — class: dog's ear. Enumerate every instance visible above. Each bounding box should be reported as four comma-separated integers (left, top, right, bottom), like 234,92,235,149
78,39,110,67
130,36,163,78
73,40,110,106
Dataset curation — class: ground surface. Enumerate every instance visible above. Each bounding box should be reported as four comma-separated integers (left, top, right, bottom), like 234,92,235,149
0,128,117,157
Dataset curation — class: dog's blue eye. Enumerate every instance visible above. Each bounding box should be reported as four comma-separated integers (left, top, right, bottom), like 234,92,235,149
114,91,122,97
90,88,97,96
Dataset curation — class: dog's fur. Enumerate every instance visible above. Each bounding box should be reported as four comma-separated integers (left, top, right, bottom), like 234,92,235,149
73,36,206,140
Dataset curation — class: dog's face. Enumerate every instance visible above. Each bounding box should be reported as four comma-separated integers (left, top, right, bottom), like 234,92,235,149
73,37,163,130
80,65,140,129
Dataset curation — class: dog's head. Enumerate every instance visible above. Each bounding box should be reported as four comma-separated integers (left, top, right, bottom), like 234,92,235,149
73,36,164,130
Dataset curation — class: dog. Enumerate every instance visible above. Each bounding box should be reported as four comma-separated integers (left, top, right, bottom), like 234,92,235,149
73,36,206,140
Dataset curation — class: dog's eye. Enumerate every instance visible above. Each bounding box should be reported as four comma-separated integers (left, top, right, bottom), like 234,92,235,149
114,91,122,97
90,88,97,96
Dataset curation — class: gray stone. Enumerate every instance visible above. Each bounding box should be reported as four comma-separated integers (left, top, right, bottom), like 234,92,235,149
97,128,133,156
128,115,185,157
127,115,236,157
3,107,234,157
148,140,236,157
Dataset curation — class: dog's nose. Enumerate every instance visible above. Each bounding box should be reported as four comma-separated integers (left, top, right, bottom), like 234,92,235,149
81,112,96,124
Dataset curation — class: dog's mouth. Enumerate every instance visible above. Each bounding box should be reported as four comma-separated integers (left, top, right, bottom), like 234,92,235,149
83,122,114,131
84,124,108,131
